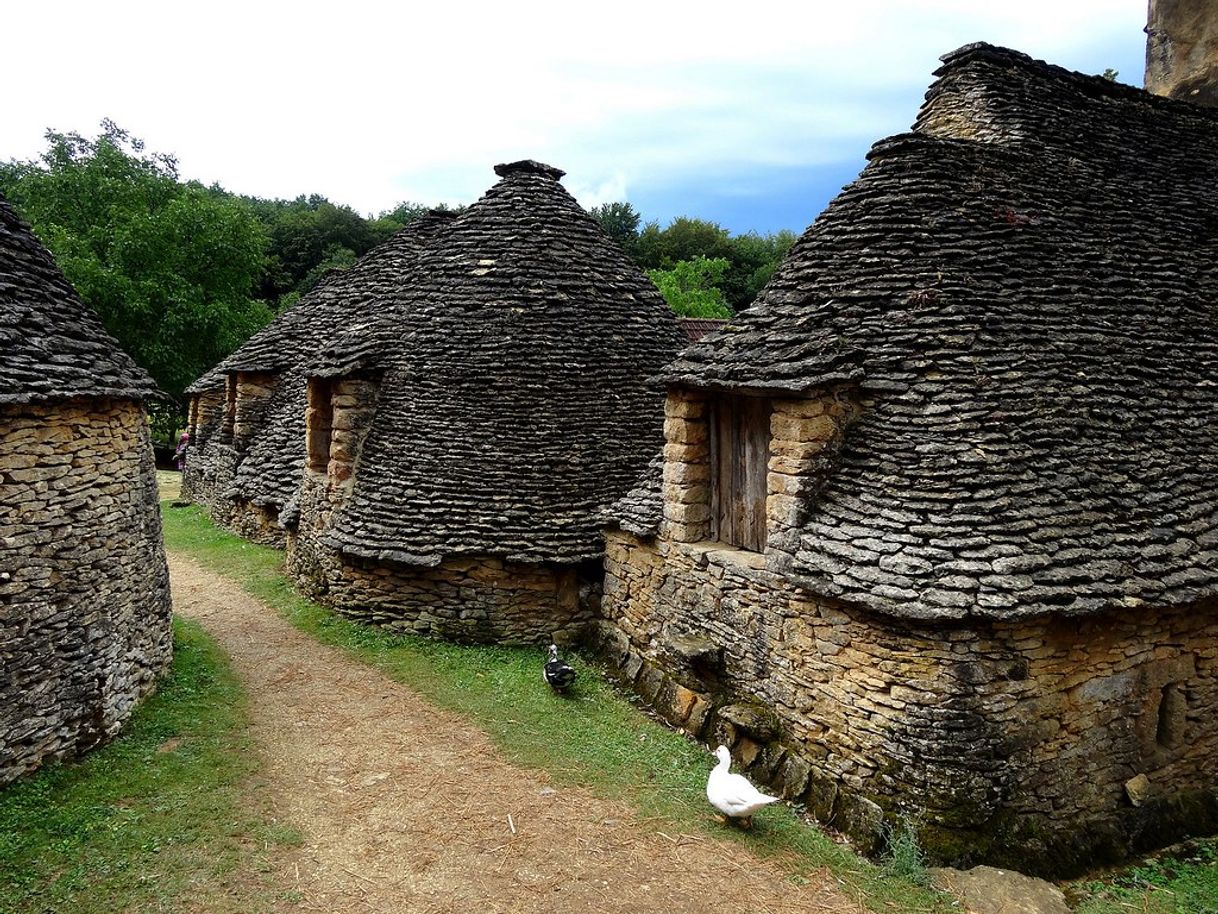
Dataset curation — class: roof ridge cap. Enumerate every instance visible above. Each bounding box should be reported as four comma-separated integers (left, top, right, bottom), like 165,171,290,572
493,159,566,180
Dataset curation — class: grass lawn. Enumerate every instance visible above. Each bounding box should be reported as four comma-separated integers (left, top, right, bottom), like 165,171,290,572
160,502,1218,913
159,501,948,912
0,618,296,914
1070,839,1218,914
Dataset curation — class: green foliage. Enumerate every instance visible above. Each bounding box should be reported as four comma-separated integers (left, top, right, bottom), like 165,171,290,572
370,200,466,248
161,502,950,914
0,618,286,914
881,817,930,886
240,193,378,308
636,215,734,269
589,201,643,255
1072,839,1218,914
1101,68,1119,82
647,256,733,318
0,121,273,406
632,213,797,311
730,228,798,305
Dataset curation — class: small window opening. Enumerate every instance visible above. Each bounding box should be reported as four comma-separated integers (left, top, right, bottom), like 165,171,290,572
1155,682,1185,749
709,394,771,552
220,376,237,443
306,379,334,474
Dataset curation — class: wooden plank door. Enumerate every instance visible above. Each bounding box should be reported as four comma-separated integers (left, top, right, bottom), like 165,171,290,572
710,395,770,552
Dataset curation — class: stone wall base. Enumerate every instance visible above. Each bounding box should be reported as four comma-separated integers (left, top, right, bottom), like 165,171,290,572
0,398,173,785
600,530,1218,877
224,499,287,548
286,534,601,645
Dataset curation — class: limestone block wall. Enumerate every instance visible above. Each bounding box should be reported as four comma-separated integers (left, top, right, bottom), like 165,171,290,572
286,375,596,644
600,531,1218,875
0,398,173,784
232,371,277,452
226,500,286,548
660,386,858,566
289,537,594,644
208,372,277,531
182,389,224,505
188,443,239,523
186,374,286,545
1146,0,1218,106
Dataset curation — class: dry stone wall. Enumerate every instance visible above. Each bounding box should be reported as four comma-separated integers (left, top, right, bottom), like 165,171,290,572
226,500,287,547
182,389,224,505
600,531,1218,876
289,534,594,644
0,398,172,784
603,386,1218,875
184,376,291,547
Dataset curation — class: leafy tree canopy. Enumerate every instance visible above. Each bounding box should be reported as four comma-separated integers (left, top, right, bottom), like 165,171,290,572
0,120,273,407
236,193,381,308
589,201,643,255
624,211,797,313
647,256,733,319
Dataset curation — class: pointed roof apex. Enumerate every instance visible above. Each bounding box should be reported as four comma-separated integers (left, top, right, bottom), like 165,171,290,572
494,159,565,180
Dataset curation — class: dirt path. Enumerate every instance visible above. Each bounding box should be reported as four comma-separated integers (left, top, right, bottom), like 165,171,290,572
169,552,861,914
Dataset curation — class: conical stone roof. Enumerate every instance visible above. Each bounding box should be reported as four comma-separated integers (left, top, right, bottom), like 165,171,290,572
0,195,157,405
220,211,458,512
312,160,684,565
644,44,1218,621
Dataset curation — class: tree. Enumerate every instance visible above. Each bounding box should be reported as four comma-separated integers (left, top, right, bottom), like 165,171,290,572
635,216,734,271
646,256,733,319
629,216,796,311
241,195,379,306
726,229,797,305
589,201,642,255
0,121,273,410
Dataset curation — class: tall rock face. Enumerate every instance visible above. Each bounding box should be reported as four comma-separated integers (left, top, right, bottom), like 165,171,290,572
1146,0,1218,106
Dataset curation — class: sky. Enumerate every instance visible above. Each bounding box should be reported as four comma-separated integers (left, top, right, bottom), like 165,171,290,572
4,1,1149,236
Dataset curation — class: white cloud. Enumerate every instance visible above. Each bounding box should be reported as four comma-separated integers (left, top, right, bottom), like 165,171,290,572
2,0,1147,217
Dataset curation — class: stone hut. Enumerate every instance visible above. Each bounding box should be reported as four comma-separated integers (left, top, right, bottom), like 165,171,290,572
289,161,684,644
181,366,227,504
600,44,1218,875
0,195,172,784
182,211,456,544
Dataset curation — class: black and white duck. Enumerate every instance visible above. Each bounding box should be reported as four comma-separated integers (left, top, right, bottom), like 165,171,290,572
543,643,577,692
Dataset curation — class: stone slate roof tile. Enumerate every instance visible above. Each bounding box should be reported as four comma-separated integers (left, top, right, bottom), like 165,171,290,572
218,210,457,375
184,365,226,395
605,450,665,537
656,44,1218,621
194,211,456,509
314,160,684,564
0,195,157,404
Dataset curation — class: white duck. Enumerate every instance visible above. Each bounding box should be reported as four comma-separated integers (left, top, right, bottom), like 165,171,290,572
706,745,779,828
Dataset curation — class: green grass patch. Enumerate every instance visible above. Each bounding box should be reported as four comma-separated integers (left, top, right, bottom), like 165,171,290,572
0,618,286,914
162,502,948,912
1070,839,1218,914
